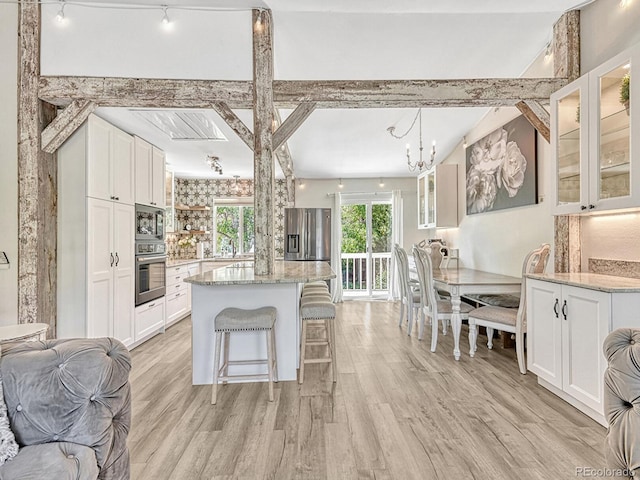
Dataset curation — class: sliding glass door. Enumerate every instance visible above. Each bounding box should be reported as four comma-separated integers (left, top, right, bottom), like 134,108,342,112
341,199,392,297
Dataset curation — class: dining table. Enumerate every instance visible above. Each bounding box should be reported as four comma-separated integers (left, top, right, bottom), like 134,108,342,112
431,268,522,360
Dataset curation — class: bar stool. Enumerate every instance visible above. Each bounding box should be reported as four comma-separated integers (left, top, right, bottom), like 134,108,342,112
299,297,336,384
211,306,278,405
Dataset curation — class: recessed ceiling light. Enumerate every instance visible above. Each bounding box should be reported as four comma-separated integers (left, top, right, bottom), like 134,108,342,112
131,110,228,141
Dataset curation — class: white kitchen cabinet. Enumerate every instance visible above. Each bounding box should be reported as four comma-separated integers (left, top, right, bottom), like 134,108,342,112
527,277,640,426
551,43,640,214
165,261,201,326
135,136,166,208
135,297,166,341
86,199,135,346
58,118,135,348
87,114,135,206
417,164,457,229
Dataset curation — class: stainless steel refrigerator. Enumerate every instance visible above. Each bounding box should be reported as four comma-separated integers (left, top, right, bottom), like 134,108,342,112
284,208,331,261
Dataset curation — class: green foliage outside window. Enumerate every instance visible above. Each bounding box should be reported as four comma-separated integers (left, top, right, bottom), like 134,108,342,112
215,206,254,255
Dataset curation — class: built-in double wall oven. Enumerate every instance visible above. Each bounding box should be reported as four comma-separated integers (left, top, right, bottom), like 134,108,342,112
135,204,166,306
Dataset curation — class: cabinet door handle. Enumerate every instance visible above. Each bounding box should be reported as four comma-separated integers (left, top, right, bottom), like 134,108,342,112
553,298,559,318
580,205,587,211
115,196,120,201
562,300,568,320
176,276,181,279
115,252,120,267
589,204,595,210
110,253,114,267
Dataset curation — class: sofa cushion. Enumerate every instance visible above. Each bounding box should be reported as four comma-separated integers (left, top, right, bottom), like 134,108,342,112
0,345,18,466
0,338,131,479
0,442,99,480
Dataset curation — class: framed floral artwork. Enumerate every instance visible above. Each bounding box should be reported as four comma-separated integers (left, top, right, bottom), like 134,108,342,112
465,115,537,215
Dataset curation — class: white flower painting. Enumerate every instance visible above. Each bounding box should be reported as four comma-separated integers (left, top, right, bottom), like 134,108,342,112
466,115,537,215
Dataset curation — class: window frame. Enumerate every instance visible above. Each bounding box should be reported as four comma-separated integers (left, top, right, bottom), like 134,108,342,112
213,204,255,255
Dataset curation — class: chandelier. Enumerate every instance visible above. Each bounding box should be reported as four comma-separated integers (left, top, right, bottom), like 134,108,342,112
206,155,223,175
387,108,436,173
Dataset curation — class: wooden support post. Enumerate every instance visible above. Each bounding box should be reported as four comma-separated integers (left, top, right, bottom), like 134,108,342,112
253,8,275,275
553,10,580,81
18,0,57,334
516,100,550,143
41,99,96,153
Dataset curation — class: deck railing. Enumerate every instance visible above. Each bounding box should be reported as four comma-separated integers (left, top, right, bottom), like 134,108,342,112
341,252,391,293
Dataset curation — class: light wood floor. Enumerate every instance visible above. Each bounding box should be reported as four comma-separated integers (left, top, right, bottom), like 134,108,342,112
129,300,606,479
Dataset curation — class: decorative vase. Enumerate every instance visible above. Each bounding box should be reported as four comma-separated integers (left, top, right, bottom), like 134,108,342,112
197,242,204,259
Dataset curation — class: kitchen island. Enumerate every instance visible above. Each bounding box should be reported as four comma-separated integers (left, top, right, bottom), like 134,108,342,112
184,260,335,384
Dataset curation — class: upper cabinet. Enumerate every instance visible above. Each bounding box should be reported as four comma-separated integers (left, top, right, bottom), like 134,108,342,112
135,136,166,208
87,115,135,205
551,44,640,215
417,164,458,229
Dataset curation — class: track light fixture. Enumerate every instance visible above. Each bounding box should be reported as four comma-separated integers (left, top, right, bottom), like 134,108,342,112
206,155,223,175
56,1,65,22
161,6,170,25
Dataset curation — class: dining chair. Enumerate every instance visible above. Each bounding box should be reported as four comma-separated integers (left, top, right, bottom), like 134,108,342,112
467,243,551,374
393,244,422,336
412,245,474,351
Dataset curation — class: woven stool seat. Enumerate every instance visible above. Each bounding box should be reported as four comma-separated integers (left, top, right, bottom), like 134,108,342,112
304,281,327,287
212,306,278,405
215,306,277,332
301,298,336,319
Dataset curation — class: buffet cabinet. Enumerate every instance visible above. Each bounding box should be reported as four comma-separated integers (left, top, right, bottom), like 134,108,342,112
527,277,640,426
417,164,458,229
551,43,640,215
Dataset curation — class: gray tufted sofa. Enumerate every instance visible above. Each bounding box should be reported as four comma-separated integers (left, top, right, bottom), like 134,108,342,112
0,338,131,480
604,328,640,478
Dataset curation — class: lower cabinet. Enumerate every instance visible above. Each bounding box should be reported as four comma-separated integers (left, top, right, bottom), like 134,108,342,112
165,261,200,327
527,278,640,426
134,297,166,341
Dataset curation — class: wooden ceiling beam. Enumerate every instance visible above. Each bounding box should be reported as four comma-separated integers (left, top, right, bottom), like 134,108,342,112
273,102,316,150
39,76,567,109
211,101,254,151
516,100,550,143
41,99,97,153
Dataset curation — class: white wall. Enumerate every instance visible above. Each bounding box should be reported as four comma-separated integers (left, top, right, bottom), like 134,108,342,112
294,177,424,251
0,5,18,326
581,0,640,73
436,52,555,277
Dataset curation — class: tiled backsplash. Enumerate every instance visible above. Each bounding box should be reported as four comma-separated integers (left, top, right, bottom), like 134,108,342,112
167,178,291,259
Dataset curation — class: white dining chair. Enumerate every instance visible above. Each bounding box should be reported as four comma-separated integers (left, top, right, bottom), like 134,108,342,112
393,244,422,336
412,245,474,351
467,243,551,374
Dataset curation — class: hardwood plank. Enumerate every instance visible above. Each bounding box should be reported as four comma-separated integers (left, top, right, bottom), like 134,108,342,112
273,102,316,150
41,99,96,153
128,300,607,479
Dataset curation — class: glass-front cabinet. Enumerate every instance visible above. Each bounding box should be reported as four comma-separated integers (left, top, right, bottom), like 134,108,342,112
417,165,458,229
551,43,640,214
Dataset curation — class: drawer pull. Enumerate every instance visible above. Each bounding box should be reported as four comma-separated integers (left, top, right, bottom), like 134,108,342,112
148,303,155,308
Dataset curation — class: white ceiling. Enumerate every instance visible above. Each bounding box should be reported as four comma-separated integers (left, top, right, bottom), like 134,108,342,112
41,0,591,179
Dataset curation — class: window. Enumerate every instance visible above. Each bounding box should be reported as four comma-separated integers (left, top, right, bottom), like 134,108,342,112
214,205,255,255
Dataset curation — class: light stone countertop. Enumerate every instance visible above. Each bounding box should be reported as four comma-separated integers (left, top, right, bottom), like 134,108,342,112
184,260,335,285
527,272,640,293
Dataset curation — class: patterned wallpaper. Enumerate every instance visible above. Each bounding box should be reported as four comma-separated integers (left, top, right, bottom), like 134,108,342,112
167,178,291,259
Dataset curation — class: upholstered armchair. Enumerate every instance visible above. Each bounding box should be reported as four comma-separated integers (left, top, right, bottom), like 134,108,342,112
603,328,640,478
0,338,131,480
